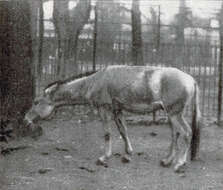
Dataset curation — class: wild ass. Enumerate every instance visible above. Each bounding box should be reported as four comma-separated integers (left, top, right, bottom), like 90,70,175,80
24,65,201,172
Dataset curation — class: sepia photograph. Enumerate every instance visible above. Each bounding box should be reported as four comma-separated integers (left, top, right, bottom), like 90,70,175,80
0,0,223,189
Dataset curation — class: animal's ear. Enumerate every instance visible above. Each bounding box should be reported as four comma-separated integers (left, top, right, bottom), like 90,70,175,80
44,83,58,94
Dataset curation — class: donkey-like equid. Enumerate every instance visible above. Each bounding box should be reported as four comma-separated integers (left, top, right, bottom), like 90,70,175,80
24,65,201,172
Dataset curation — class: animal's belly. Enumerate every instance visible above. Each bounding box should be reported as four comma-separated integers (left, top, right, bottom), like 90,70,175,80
121,101,163,114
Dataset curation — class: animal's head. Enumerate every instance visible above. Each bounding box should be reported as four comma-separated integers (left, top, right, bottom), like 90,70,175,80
24,83,59,126
24,71,97,126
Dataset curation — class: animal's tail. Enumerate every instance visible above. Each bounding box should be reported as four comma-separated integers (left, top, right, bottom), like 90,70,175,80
191,82,202,160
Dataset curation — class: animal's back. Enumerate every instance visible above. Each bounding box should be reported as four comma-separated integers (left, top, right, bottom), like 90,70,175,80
95,66,161,107
103,65,194,92
87,65,195,112
103,65,160,87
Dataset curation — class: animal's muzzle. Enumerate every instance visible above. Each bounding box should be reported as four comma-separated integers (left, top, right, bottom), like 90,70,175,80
24,111,40,127
23,117,33,127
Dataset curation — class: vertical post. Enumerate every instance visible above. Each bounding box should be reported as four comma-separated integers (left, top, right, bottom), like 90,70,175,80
152,5,161,123
174,0,186,68
38,0,44,78
152,111,156,123
92,5,98,72
131,0,144,65
218,4,223,125
30,0,39,97
157,5,161,50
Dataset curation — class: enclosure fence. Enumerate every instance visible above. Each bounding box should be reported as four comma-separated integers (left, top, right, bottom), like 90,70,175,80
35,39,221,119
33,4,223,121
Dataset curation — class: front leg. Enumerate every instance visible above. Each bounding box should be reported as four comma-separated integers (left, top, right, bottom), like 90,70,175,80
97,106,113,166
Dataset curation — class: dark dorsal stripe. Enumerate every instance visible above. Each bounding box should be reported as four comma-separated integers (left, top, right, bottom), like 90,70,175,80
44,70,97,92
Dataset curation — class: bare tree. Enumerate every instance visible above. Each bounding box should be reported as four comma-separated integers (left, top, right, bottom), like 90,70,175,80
29,0,39,95
69,0,91,60
96,0,123,65
53,0,91,77
53,0,70,77
174,0,191,67
37,0,44,80
150,7,158,46
131,0,143,65
176,0,186,46
218,2,223,124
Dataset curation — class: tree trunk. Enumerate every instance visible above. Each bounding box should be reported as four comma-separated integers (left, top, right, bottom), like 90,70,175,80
69,0,91,56
218,2,223,125
53,0,70,78
53,0,91,77
131,0,144,65
93,5,98,71
0,1,34,135
175,0,186,67
29,0,39,96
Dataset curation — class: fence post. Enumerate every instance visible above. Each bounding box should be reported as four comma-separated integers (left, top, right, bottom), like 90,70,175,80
218,4,223,125
37,0,44,81
92,5,98,72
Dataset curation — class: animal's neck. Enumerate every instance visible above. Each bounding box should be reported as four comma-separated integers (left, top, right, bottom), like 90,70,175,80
69,77,89,97
52,77,90,106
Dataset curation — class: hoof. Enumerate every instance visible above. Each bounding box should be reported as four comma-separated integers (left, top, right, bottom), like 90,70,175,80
96,159,108,168
121,155,131,163
31,125,43,139
160,159,172,168
126,147,133,156
114,153,121,157
126,150,133,156
174,163,186,173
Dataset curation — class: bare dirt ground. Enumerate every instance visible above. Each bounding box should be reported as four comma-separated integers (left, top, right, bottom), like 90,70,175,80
1,107,223,190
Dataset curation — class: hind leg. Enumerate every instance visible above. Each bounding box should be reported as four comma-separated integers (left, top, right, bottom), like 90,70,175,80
173,114,192,172
114,111,133,160
160,116,179,167
97,107,113,166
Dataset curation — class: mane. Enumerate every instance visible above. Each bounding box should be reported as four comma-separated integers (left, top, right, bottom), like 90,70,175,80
44,70,97,91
